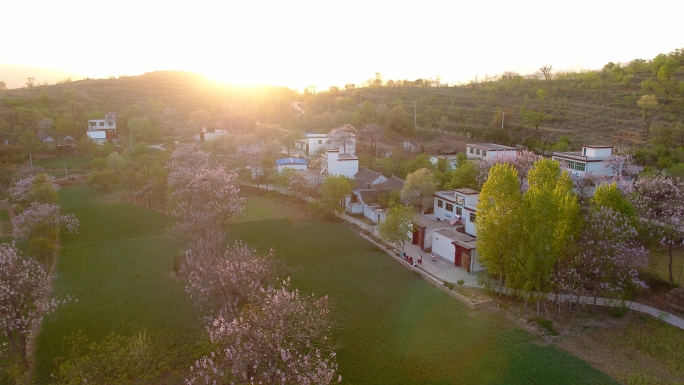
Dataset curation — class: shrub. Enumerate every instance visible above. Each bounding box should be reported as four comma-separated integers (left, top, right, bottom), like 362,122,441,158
457,279,465,285
534,317,559,336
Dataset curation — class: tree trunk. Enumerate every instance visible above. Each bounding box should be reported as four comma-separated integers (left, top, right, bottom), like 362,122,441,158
499,269,503,296
669,242,674,284
536,299,540,317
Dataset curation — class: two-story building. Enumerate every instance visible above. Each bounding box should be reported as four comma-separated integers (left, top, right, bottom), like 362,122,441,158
87,117,117,143
552,145,614,176
323,149,358,178
466,143,518,161
433,188,479,237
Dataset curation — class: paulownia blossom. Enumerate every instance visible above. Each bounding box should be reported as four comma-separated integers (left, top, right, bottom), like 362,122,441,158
477,150,541,188
12,203,79,242
166,144,243,242
556,206,648,306
9,174,60,206
187,281,339,385
0,243,70,366
630,175,684,283
182,235,278,324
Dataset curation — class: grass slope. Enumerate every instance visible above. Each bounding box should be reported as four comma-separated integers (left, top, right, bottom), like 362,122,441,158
227,195,617,385
33,186,202,383
34,156,91,169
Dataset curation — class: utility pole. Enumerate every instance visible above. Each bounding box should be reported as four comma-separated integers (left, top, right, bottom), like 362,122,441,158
130,135,133,152
65,162,68,178
501,111,505,129
414,100,417,129
29,152,33,166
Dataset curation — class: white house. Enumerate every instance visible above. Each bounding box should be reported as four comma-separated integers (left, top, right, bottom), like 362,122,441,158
276,157,308,171
306,134,329,155
324,149,358,178
433,188,479,237
466,143,518,161
552,145,614,176
86,130,108,145
429,155,459,170
88,119,116,131
430,228,483,273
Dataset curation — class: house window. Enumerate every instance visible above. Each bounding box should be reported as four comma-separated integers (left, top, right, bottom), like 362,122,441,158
476,149,481,155
318,140,322,144
437,199,443,208
456,207,462,216
108,122,114,126
99,122,104,126
445,203,454,212
469,213,476,223
90,122,96,127
482,150,487,158
469,148,474,154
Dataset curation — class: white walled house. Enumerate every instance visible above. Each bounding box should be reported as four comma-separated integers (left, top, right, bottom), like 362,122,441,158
552,145,615,176
466,143,518,161
324,150,358,178
88,119,116,131
307,134,329,155
86,130,108,145
433,188,479,237
276,157,308,171
430,229,483,273
195,129,227,142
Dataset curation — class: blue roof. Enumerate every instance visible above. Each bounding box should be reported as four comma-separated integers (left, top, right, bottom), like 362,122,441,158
276,157,308,166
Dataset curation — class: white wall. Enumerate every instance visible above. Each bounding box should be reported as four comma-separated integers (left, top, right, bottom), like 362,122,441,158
584,147,612,158
308,136,329,154
464,210,477,236
277,164,307,172
431,232,455,264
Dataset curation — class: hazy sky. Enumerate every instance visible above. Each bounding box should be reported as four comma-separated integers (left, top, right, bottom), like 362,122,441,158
2,0,683,90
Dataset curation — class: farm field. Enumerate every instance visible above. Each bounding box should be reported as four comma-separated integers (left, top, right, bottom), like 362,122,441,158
33,186,202,383
227,192,618,384
31,186,618,384
34,156,91,169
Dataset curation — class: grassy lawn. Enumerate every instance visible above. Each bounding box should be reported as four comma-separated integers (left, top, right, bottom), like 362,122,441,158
651,247,684,285
34,156,91,169
33,186,202,383
227,195,618,385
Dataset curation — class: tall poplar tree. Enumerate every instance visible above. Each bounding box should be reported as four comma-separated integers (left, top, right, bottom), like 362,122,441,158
475,163,522,294
514,159,579,315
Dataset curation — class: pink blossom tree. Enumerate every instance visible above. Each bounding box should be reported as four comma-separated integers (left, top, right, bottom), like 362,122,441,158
477,150,541,188
630,175,684,283
556,206,648,309
600,148,640,194
9,173,60,207
12,203,79,270
166,144,243,243
182,236,278,323
327,124,356,154
188,281,339,385
0,243,69,367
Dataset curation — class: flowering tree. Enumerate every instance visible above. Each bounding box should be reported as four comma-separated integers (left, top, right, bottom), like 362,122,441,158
9,173,60,206
0,243,68,366
166,144,242,243
12,203,79,270
557,207,648,308
400,168,438,213
358,123,382,157
476,150,541,188
182,237,278,323
600,148,640,193
630,175,684,283
188,282,339,385
327,124,356,154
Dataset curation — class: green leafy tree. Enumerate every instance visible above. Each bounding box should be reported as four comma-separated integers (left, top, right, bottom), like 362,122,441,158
445,158,479,190
522,110,548,130
636,94,658,132
86,170,120,192
401,168,438,213
591,183,636,221
91,158,107,171
378,205,416,254
513,159,579,315
320,175,352,214
475,163,522,294
31,173,60,204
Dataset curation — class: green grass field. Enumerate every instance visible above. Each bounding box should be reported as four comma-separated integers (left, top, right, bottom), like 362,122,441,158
34,156,91,169
227,195,618,385
33,187,617,384
33,186,202,383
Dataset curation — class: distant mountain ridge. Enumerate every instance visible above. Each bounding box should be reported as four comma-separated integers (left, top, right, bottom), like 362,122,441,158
0,64,84,89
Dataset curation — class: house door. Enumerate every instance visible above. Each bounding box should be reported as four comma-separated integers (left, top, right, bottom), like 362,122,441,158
455,248,462,266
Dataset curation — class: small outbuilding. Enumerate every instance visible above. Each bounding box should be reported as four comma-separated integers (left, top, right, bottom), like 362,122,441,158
276,157,308,171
